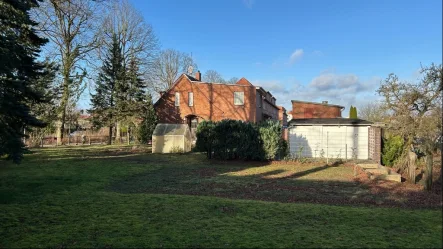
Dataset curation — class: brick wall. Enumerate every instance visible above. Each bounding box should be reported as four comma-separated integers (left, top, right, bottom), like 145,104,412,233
291,102,342,119
369,126,382,164
155,75,257,123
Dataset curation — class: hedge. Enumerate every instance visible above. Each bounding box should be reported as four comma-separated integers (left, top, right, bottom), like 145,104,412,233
195,119,287,161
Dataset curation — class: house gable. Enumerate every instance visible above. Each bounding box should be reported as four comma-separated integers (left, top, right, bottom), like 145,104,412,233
236,77,253,86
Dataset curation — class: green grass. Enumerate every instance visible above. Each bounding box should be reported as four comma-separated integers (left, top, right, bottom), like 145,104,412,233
0,146,441,248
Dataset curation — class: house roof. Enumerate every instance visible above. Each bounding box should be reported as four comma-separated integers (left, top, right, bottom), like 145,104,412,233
289,118,373,126
185,74,200,81
155,73,280,108
291,100,345,109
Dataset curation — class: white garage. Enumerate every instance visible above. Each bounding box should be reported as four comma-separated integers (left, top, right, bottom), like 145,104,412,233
288,118,373,160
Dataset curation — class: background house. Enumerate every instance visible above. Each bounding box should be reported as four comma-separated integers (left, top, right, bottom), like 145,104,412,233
290,100,344,120
155,71,281,137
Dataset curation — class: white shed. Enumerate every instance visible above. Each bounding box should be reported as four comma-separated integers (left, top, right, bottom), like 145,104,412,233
152,124,192,153
288,118,373,160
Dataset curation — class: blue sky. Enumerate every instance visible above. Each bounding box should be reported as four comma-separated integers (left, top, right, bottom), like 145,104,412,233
82,0,442,113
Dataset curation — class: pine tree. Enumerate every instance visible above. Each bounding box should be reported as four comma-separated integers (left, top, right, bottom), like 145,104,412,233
89,34,124,145
354,106,358,119
0,0,52,163
137,93,158,144
349,106,354,118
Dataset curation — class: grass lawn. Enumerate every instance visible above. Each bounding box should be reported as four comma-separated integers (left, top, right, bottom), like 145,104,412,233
0,146,441,248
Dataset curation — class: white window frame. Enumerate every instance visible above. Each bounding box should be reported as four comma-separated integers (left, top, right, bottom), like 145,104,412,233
234,92,244,106
175,92,180,106
188,92,193,106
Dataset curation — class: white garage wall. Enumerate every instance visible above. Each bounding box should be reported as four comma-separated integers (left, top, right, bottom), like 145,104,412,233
289,125,370,160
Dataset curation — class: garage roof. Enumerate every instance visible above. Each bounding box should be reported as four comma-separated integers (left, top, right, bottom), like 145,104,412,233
289,118,373,126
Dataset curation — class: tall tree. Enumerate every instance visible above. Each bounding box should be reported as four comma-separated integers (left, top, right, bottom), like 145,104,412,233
378,64,442,190
0,0,52,163
98,0,159,139
349,105,358,119
99,0,158,76
203,69,225,83
34,0,104,144
359,102,387,122
89,34,124,145
150,49,197,93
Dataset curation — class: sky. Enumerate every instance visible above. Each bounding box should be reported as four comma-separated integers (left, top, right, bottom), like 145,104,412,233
80,0,442,114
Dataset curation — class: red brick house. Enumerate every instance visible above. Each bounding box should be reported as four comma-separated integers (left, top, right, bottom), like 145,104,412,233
290,100,344,119
154,71,281,133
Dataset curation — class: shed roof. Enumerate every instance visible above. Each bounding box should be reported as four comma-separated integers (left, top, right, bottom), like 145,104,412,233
289,118,373,126
153,124,190,136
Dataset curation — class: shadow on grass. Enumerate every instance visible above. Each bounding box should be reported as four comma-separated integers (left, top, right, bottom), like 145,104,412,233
106,159,442,209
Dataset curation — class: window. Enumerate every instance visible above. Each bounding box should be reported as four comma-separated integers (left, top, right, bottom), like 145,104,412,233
234,92,244,105
188,92,193,106
175,92,180,106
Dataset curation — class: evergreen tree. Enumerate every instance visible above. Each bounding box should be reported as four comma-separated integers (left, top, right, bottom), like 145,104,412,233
349,106,358,119
0,0,52,163
89,34,124,145
137,93,158,144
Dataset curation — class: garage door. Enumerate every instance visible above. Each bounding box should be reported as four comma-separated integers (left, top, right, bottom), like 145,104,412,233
289,125,369,160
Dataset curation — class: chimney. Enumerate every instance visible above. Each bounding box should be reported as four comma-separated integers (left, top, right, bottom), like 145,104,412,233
195,70,201,81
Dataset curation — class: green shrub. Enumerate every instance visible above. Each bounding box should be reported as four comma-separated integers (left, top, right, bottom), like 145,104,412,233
195,119,284,161
195,120,215,158
382,135,405,166
258,120,282,160
279,139,289,159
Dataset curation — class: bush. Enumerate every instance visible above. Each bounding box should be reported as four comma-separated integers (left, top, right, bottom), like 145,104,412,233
195,120,215,158
258,120,282,160
195,119,284,161
382,135,404,166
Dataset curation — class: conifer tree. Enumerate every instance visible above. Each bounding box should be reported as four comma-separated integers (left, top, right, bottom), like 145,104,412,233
89,34,124,145
0,0,52,163
137,93,158,144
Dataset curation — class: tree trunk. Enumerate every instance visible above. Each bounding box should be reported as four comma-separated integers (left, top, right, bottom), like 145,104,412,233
424,153,433,191
116,121,121,143
408,150,417,183
108,126,113,145
127,126,130,145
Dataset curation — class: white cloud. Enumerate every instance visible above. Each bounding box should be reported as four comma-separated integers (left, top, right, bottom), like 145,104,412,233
242,0,254,8
252,72,383,112
289,49,304,64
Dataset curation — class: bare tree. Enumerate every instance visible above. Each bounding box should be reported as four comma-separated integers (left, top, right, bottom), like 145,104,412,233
34,0,104,144
227,77,239,84
204,70,225,83
150,49,197,93
378,63,442,190
359,102,388,122
98,0,159,140
98,0,159,76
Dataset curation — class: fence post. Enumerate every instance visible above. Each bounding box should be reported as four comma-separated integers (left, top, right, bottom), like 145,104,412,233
41,138,43,148
326,131,329,165
89,136,91,145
